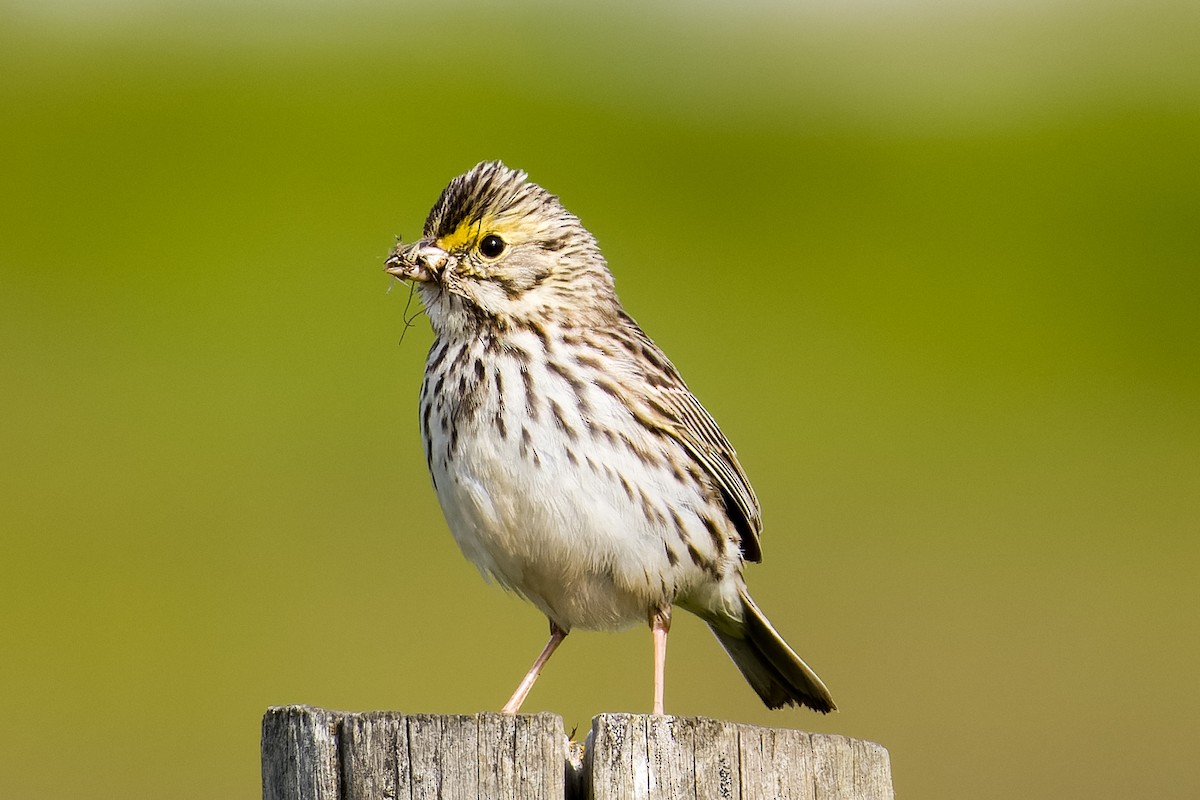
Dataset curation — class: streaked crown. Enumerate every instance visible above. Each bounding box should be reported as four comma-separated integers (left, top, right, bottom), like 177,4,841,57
410,161,618,329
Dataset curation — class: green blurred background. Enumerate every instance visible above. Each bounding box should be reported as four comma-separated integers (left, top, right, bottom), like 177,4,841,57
2,1,1197,797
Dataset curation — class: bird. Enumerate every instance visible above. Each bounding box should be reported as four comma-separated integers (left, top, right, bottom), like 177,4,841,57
384,161,835,715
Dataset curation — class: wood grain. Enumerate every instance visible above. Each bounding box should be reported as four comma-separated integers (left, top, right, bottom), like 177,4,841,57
261,707,892,800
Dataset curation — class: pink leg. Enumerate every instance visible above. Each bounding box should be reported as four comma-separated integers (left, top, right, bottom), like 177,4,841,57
651,611,671,715
501,621,568,714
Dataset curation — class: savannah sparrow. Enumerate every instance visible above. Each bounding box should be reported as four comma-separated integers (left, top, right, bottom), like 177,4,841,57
385,161,835,714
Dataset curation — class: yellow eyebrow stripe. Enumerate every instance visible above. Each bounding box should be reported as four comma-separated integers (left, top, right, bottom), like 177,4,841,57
436,216,490,253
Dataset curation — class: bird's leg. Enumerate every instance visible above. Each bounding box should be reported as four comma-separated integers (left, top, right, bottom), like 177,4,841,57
501,620,568,714
650,610,671,715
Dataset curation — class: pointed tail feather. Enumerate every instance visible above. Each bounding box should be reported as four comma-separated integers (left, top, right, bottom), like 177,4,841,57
708,589,837,713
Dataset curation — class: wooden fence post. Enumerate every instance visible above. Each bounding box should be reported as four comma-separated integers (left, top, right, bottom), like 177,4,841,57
584,713,894,800
261,706,893,800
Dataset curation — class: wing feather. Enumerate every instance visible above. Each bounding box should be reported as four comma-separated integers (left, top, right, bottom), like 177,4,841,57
617,318,764,562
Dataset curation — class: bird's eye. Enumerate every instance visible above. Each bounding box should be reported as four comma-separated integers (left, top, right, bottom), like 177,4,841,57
479,234,506,259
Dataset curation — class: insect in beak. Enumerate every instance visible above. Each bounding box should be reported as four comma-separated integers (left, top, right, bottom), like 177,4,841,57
385,240,451,283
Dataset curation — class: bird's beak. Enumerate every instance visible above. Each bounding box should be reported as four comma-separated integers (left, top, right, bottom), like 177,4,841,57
384,240,451,283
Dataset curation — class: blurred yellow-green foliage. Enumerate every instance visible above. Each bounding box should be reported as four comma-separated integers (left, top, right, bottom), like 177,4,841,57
2,1,1197,798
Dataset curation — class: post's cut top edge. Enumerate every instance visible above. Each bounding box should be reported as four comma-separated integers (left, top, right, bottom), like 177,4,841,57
587,712,891,755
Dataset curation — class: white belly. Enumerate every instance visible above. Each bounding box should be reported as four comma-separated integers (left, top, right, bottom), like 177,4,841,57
431,417,679,630
421,334,737,631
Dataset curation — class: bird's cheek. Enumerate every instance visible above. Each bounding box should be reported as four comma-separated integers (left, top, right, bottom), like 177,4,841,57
499,255,553,292
440,270,481,305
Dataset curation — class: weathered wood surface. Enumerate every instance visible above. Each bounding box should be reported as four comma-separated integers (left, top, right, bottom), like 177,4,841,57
262,706,565,800
585,713,894,800
262,706,893,800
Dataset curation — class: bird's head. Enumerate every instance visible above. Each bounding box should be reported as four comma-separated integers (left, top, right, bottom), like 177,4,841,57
386,161,616,334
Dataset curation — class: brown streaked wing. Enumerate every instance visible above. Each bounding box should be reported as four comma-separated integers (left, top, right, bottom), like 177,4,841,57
620,321,764,563
654,385,763,562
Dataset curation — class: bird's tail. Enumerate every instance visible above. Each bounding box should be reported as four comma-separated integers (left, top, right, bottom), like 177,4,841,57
708,588,837,713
